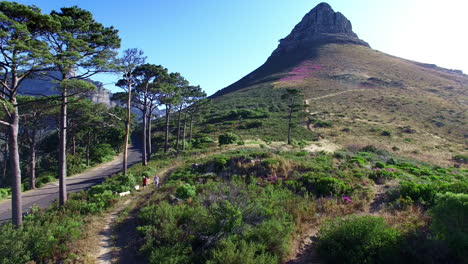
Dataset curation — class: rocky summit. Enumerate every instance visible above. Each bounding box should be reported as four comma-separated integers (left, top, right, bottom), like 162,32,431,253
272,2,369,56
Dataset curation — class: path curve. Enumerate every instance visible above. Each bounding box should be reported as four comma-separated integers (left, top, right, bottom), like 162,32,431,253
0,145,142,223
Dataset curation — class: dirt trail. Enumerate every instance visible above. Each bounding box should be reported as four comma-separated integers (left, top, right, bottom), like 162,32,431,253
92,164,180,264
96,199,132,264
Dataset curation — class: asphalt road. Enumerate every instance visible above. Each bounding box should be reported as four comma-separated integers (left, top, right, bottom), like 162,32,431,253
0,145,142,224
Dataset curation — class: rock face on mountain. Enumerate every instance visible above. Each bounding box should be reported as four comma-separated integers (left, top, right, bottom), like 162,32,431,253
272,3,369,56
19,72,117,107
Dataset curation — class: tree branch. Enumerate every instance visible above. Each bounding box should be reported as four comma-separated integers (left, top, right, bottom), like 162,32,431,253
0,120,11,127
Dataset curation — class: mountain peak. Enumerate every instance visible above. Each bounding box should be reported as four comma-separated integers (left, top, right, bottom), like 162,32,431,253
272,3,369,56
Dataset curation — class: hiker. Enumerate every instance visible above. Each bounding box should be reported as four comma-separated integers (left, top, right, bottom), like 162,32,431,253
142,175,148,189
154,175,160,188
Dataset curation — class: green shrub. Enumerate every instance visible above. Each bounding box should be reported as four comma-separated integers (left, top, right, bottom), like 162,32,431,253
90,143,116,164
375,161,386,169
175,183,196,199
239,121,263,129
191,136,215,149
349,155,367,166
0,188,10,200
0,210,83,264
218,133,240,146
211,201,243,234
244,218,293,260
314,177,350,196
381,130,392,137
302,175,350,197
430,192,468,260
317,215,401,264
148,243,192,264
453,154,468,164
369,168,399,184
313,119,333,128
207,237,278,264
399,182,438,206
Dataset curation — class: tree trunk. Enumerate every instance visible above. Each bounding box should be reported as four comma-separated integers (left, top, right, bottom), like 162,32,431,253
164,105,170,153
175,108,182,149
2,133,9,187
9,100,22,227
29,130,36,190
123,83,132,175
59,87,67,206
142,103,147,166
287,108,293,145
182,111,187,150
72,135,76,156
86,131,91,167
189,114,193,142
147,110,152,160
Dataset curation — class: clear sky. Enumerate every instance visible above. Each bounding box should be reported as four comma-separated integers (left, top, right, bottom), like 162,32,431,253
9,0,468,95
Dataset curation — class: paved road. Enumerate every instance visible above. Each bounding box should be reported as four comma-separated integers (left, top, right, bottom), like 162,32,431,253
0,145,142,224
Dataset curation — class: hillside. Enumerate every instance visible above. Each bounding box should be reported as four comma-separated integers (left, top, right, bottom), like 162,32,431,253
211,3,468,165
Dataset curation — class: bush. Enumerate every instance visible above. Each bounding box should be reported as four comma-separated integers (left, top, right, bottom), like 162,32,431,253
0,188,10,200
399,182,438,206
239,121,263,129
90,143,116,164
302,175,350,197
218,133,240,146
381,130,392,137
192,136,215,149
317,215,401,264
453,154,468,164
175,183,196,199
430,192,468,260
369,168,399,184
313,119,333,128
207,237,278,264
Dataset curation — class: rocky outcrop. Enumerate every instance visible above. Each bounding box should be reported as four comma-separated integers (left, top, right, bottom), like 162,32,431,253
19,72,117,107
272,2,369,56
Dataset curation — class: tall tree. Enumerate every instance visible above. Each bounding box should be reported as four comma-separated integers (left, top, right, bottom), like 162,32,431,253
18,95,54,190
0,2,55,226
45,6,120,205
187,98,210,143
132,64,167,165
115,48,146,174
181,86,206,150
281,89,303,145
159,72,185,153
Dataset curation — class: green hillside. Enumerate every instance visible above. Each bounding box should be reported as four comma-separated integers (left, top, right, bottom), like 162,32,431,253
210,43,467,166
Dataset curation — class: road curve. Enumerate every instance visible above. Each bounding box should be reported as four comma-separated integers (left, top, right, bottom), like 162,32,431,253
0,145,142,224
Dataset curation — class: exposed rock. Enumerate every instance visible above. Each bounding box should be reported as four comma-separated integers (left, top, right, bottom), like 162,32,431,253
19,71,117,107
272,2,369,56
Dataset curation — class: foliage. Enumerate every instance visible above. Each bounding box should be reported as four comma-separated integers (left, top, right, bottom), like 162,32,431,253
430,192,468,260
218,132,240,146
317,215,401,264
175,183,196,199
207,238,278,264
90,144,116,164
0,188,10,200
453,154,468,164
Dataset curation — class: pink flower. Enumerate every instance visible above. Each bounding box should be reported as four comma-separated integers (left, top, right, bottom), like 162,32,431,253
279,62,323,82
343,195,353,203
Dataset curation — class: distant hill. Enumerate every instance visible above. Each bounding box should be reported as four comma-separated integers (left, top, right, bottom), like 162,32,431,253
210,2,467,165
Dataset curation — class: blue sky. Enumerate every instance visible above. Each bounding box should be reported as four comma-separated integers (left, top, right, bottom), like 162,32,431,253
11,0,468,95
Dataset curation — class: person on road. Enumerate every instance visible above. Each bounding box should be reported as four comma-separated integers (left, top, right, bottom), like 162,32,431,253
154,175,160,188
142,176,148,189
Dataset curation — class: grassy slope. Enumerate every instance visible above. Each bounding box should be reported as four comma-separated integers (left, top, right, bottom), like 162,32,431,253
212,44,468,165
